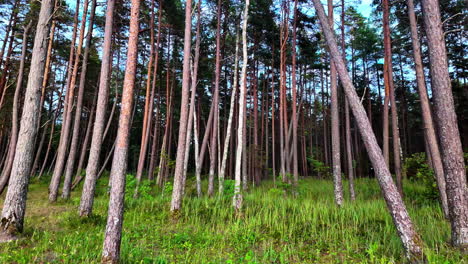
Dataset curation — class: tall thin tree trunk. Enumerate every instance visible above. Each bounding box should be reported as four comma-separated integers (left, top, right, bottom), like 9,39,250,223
0,22,32,195
79,0,116,217
170,0,193,212
0,0,54,240
382,0,403,195
49,0,90,202
62,0,97,199
421,0,468,249
219,25,240,194
135,0,157,191
328,0,343,206
406,0,448,218
233,0,250,211
207,0,223,197
182,1,202,193
311,0,425,260
291,0,299,187
101,0,140,261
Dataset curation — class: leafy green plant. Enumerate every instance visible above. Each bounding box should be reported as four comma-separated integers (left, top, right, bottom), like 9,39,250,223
404,152,438,201
307,156,331,178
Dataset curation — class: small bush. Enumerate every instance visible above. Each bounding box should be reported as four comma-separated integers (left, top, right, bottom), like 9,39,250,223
404,152,438,201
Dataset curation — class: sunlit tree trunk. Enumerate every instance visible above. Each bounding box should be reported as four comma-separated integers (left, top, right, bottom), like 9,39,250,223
79,0,116,216
101,0,140,261
170,0,193,212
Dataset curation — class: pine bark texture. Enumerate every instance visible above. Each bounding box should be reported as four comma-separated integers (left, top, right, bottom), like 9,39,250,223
421,0,468,249
0,0,54,239
170,0,193,212
406,0,449,218
311,0,425,260
101,0,141,261
79,0,116,217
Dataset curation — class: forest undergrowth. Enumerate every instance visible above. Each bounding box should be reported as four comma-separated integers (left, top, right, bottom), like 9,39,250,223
0,176,464,263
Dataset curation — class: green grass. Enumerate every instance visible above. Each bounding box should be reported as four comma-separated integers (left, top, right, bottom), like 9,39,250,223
0,176,465,263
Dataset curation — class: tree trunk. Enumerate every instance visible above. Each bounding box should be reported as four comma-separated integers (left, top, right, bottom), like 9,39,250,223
328,0,343,206
79,0,116,217
170,0,193,212
101,0,140,261
290,0,299,187
219,25,239,194
182,1,202,193
311,0,425,260
406,0,449,218
0,22,32,195
0,0,54,240
207,0,222,197
421,0,468,249
49,0,90,202
233,0,250,211
62,0,97,200
382,0,403,195
135,0,157,190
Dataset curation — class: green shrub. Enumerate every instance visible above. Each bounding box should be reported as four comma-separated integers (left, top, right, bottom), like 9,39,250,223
404,152,438,201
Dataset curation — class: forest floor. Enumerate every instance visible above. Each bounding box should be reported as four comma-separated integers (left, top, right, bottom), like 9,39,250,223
0,175,465,263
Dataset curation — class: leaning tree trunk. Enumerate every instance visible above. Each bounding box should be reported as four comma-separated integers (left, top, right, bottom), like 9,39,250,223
79,0,116,217
0,22,32,195
101,0,140,261
406,0,448,218
0,0,54,240
62,0,97,200
421,0,468,249
49,0,90,202
311,0,425,260
233,0,250,211
170,0,193,213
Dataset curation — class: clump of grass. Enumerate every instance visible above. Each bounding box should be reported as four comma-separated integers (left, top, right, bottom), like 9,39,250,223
0,177,462,263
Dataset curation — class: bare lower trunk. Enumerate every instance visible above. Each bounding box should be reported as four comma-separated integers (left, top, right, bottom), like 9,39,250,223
79,0,115,217
0,0,54,240
421,0,468,249
101,0,140,261
311,0,425,260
